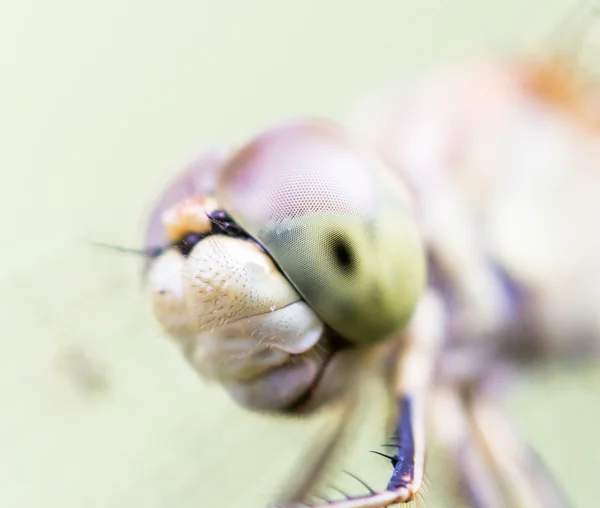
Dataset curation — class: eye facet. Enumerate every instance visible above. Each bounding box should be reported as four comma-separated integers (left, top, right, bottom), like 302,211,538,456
215,118,426,345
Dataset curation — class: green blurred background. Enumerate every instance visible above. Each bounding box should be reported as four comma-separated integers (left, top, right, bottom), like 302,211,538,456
1,0,599,507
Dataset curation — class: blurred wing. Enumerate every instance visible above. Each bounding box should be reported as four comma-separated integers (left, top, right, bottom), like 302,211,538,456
540,0,600,74
525,0,600,128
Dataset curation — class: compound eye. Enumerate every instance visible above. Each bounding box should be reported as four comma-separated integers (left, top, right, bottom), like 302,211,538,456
215,118,426,344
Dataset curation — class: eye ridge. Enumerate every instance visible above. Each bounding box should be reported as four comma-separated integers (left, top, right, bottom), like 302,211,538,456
172,209,257,256
328,232,356,275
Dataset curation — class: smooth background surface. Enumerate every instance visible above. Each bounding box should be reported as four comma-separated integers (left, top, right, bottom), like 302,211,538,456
2,1,599,507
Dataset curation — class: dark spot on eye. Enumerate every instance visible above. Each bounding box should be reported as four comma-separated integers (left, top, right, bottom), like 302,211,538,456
329,233,355,275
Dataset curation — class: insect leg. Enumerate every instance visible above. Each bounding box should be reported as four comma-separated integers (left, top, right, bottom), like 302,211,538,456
272,291,445,508
431,386,506,508
271,349,377,508
465,391,573,508
384,290,446,500
273,397,358,507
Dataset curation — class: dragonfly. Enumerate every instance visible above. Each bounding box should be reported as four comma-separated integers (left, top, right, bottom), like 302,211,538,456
138,2,600,506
